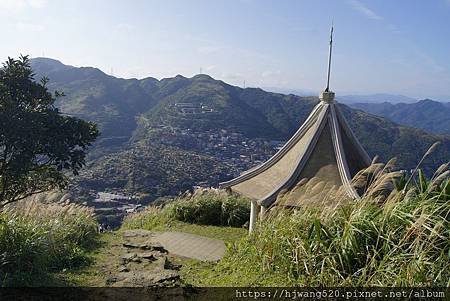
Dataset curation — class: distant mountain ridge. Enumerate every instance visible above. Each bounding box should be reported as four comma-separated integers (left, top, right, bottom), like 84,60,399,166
350,99,450,135
338,93,418,104
31,58,160,141
262,88,421,104
29,57,450,202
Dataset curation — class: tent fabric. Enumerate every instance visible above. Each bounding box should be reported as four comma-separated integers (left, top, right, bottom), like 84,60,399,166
219,100,371,208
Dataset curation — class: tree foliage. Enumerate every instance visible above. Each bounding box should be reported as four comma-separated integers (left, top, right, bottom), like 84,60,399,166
0,56,99,207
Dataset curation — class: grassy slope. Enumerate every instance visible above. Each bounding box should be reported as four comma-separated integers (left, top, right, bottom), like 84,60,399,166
55,232,123,286
58,223,246,287
123,221,247,287
62,191,248,286
119,192,249,287
120,169,450,287
0,196,99,287
54,173,450,287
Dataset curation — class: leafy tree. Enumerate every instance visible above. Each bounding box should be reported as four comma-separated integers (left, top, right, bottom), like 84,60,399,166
0,56,99,208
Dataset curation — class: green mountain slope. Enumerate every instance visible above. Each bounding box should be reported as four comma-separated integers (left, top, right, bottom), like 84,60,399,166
31,58,159,143
30,58,450,200
72,142,233,202
350,99,450,135
340,105,450,174
135,75,330,141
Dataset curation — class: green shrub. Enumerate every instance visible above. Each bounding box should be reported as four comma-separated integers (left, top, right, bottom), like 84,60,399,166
121,206,174,230
123,189,250,229
169,190,250,227
0,198,98,286
0,215,49,285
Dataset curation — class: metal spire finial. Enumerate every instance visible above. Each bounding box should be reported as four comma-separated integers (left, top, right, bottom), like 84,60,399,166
325,24,333,92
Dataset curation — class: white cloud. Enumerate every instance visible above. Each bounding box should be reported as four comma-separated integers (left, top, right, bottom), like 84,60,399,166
347,0,383,20
197,45,224,55
261,70,281,78
188,35,270,61
116,23,134,31
0,0,47,11
0,0,26,11
415,50,446,74
123,67,148,79
221,72,245,83
387,24,401,35
16,22,45,32
27,0,47,8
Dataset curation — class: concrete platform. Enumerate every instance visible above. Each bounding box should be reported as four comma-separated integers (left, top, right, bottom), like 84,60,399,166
153,231,225,262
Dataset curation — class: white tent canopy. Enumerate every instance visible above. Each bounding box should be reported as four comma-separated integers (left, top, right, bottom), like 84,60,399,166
219,26,371,232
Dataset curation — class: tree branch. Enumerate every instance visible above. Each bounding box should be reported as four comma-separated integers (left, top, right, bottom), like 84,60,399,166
0,189,48,210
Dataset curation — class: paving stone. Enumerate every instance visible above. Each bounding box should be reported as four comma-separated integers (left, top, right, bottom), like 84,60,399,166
153,232,225,261
109,230,225,288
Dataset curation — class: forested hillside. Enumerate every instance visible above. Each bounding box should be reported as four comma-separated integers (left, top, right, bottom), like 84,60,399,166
350,99,450,135
31,58,450,202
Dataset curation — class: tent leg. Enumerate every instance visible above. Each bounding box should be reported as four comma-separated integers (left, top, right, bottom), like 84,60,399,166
260,206,267,220
249,200,260,233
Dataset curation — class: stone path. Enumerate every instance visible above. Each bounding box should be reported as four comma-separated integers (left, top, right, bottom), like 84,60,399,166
108,230,181,287
153,231,225,261
106,230,225,287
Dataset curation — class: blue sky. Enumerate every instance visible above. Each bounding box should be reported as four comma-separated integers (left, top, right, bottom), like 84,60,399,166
1,0,450,99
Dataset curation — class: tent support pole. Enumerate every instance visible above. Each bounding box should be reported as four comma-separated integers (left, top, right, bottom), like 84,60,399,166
249,200,260,233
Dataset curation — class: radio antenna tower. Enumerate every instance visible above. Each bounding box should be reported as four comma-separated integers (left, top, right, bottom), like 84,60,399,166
325,23,333,92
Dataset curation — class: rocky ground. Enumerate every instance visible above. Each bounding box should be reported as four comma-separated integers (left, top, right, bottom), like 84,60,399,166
69,229,225,290
53,226,246,300
106,230,182,287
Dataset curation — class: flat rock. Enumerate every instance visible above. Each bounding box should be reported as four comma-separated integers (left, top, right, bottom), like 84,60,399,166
122,230,154,238
152,257,168,270
122,241,168,253
153,232,225,261
132,257,142,263
122,242,141,249
164,260,182,271
111,270,180,287
144,242,168,253
137,252,158,261
152,271,180,284
106,274,127,285
118,266,129,272
120,253,137,264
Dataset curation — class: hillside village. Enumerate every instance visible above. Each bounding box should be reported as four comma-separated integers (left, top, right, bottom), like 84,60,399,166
148,124,285,173
73,123,286,227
